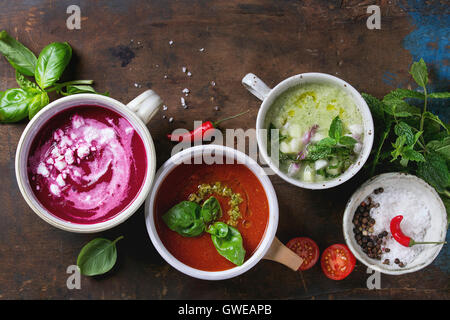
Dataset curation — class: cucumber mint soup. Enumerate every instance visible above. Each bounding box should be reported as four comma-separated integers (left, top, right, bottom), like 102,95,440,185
265,82,364,182
27,105,147,224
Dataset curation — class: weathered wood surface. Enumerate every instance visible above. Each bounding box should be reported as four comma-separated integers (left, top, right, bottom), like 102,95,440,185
0,0,448,299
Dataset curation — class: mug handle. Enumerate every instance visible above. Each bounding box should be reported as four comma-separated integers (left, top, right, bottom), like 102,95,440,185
263,236,303,271
127,90,163,125
241,73,272,101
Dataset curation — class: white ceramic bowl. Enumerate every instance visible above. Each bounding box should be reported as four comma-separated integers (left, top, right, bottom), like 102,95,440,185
15,91,162,233
242,72,374,189
144,144,280,280
343,173,447,275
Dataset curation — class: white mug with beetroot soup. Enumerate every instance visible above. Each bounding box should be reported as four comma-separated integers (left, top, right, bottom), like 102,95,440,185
15,91,162,233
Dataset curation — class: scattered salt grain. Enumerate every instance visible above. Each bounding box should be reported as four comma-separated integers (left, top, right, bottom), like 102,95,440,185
199,48,205,52
187,71,192,77
182,88,190,96
210,81,216,87
168,117,174,123
162,105,168,111
182,66,187,73
169,40,174,45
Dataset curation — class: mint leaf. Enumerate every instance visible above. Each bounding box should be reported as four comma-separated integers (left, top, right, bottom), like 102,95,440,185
394,122,415,146
402,148,425,162
409,58,428,88
329,116,343,141
427,137,450,160
423,111,449,134
417,151,450,193
339,135,357,147
362,93,385,123
429,92,450,99
384,88,425,101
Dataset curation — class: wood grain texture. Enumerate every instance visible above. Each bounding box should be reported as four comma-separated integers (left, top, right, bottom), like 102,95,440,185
0,0,448,299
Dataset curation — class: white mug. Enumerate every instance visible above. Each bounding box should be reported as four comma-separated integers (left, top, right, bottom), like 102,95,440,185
145,144,304,280
242,72,374,189
15,90,163,233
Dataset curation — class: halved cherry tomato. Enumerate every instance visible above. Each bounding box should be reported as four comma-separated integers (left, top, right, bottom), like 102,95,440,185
321,244,356,280
286,237,320,271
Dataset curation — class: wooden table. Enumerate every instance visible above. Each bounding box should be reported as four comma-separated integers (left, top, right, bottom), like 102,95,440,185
0,0,448,299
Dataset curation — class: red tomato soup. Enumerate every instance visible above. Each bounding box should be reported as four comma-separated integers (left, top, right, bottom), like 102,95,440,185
154,162,270,272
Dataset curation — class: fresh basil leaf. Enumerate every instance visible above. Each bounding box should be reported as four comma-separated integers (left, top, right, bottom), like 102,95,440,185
409,58,428,88
428,92,450,99
201,196,222,224
0,30,37,76
0,88,39,123
15,70,40,91
339,135,357,147
394,122,415,146
417,151,450,193
329,116,343,141
28,90,49,119
162,201,205,237
35,42,72,89
206,222,246,266
76,236,123,276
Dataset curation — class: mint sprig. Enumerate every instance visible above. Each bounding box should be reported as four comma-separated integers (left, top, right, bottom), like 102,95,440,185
363,58,450,227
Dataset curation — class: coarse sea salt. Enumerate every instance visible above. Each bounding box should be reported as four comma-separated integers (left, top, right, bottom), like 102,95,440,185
369,185,431,265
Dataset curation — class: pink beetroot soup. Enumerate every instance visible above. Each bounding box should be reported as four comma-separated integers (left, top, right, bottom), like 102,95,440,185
27,105,147,224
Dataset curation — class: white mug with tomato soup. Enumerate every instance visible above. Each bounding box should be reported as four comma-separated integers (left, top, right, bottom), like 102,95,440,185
145,144,306,280
16,90,162,233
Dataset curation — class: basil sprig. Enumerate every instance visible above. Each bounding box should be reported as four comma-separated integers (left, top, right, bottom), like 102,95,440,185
77,236,124,276
162,196,246,266
206,222,246,266
0,30,104,123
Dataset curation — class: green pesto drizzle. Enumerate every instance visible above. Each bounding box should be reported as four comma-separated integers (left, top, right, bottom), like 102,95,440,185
188,182,243,226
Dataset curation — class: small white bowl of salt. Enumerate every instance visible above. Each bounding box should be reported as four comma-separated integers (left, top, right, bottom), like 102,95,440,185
343,172,447,275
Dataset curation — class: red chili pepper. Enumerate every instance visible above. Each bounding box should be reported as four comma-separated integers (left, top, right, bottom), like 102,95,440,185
390,215,447,247
167,110,250,142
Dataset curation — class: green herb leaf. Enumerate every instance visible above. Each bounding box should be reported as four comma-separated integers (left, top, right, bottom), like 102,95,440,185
329,116,343,141
201,196,222,224
383,88,425,100
206,222,246,266
76,236,123,276
362,93,385,123
162,201,205,237
428,92,450,99
402,147,425,162
427,137,450,160
0,30,37,76
423,111,449,134
28,90,49,119
306,143,333,161
394,122,415,146
35,42,72,89
417,151,450,193
409,58,428,88
0,88,41,123
339,135,357,147
15,70,40,91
